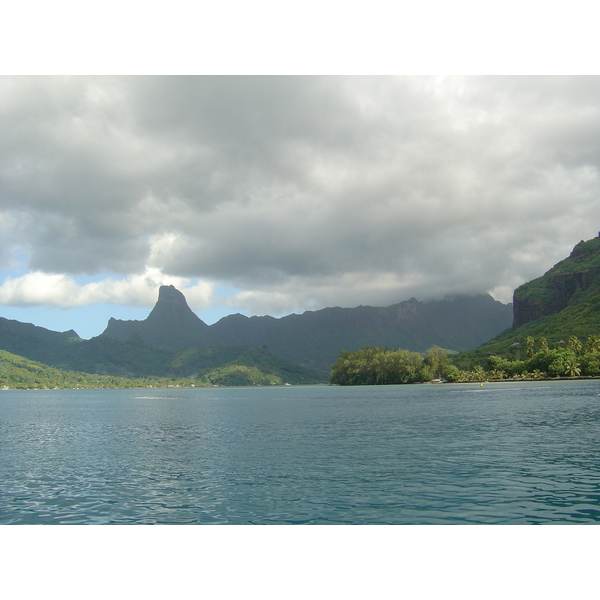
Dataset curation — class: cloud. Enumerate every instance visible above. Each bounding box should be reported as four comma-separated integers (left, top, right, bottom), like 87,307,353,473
0,269,215,310
2,76,600,315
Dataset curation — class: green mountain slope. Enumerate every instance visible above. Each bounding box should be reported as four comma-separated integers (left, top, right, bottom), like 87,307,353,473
0,348,185,389
0,326,327,385
455,235,600,367
0,342,327,388
0,316,82,364
512,235,600,328
167,345,328,385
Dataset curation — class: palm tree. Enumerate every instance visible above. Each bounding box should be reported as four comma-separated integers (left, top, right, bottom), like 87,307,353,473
567,335,583,355
586,335,600,354
525,336,535,358
539,337,549,353
566,356,581,378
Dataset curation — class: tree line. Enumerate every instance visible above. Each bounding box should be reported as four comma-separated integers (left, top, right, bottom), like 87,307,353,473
329,335,600,385
330,346,452,385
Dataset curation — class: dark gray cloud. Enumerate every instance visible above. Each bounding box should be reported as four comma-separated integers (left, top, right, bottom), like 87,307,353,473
2,76,600,315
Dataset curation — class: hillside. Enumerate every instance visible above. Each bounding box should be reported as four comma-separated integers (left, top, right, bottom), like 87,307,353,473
0,348,186,389
0,316,82,364
455,234,600,367
0,342,327,388
512,235,600,328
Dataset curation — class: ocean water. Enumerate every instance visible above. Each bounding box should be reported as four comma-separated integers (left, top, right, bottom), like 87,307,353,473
1,381,600,524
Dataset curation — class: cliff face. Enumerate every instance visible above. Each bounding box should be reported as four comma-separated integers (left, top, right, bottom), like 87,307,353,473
512,236,600,329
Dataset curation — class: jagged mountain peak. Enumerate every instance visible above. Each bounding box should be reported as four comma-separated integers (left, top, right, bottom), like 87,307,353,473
157,284,187,303
146,285,200,323
101,285,213,351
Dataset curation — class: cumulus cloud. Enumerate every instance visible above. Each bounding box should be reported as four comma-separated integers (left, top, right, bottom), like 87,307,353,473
2,75,600,316
0,269,215,310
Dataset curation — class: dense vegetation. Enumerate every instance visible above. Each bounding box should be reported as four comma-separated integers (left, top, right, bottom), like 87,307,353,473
451,334,600,380
330,346,453,385
0,314,328,386
0,349,195,389
0,343,328,390
330,335,600,385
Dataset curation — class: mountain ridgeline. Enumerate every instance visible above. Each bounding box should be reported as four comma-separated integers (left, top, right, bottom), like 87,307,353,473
4,235,599,387
207,295,512,371
0,285,512,384
99,288,513,371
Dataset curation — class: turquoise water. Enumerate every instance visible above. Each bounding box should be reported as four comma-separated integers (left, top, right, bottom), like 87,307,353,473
1,381,600,524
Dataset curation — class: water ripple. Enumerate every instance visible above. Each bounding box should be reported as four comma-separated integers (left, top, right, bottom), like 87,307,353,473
2,382,600,524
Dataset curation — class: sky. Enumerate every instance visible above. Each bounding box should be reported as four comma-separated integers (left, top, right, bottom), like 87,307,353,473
2,75,600,338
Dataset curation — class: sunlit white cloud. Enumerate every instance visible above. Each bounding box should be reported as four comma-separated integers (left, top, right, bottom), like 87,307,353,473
0,268,215,310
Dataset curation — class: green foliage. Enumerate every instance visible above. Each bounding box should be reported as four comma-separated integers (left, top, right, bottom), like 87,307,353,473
333,333,600,386
0,349,199,390
331,347,422,385
169,345,328,385
330,346,456,385
423,345,451,378
201,365,281,386
450,335,598,382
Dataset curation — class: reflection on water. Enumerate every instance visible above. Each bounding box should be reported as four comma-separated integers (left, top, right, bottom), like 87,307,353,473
1,381,600,524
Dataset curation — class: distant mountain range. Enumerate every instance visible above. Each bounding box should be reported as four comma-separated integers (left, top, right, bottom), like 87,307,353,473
5,234,600,386
0,284,513,382
99,285,512,371
205,294,512,371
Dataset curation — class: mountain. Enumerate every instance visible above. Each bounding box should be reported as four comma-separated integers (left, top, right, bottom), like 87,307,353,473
208,294,513,371
1,286,512,382
455,234,600,365
98,286,512,371
102,284,215,350
0,316,82,365
512,235,600,330
0,288,327,384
